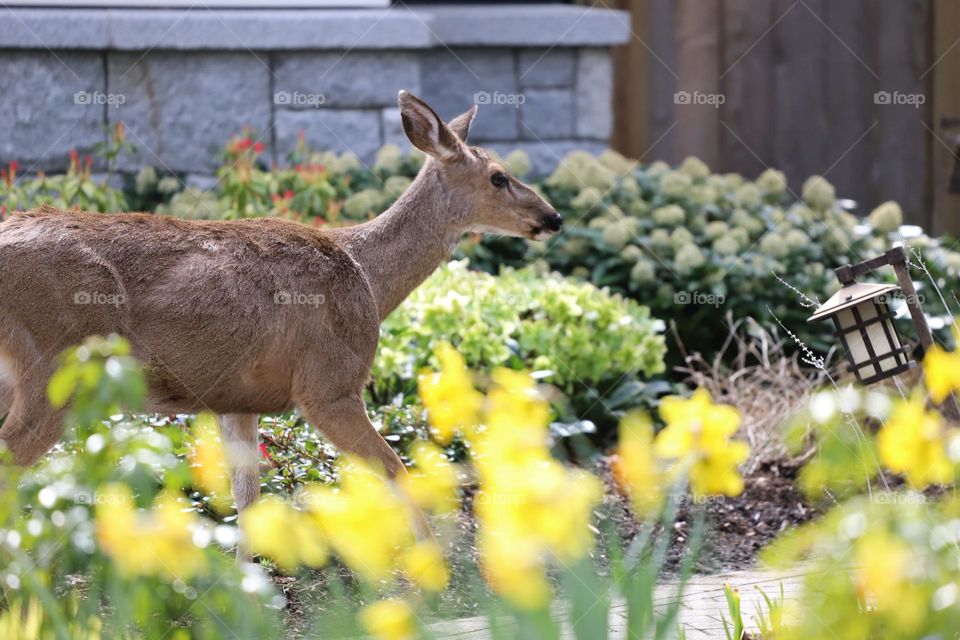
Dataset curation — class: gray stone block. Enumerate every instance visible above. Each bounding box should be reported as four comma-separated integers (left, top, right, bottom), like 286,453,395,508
0,52,106,171
381,108,414,151
576,49,613,140
274,52,419,108
486,140,608,180
0,8,433,50
520,89,575,140
518,49,575,88
420,48,519,141
275,109,382,166
418,6,631,47
107,52,271,174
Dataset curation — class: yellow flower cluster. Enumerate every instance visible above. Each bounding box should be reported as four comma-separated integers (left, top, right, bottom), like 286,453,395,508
95,484,205,580
653,389,749,497
417,343,483,444
877,392,953,488
471,368,603,610
189,413,232,514
923,326,960,405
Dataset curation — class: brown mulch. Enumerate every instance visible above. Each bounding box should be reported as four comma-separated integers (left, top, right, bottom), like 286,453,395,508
594,456,819,575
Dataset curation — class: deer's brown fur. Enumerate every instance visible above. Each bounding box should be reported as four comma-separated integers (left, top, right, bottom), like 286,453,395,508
0,91,562,521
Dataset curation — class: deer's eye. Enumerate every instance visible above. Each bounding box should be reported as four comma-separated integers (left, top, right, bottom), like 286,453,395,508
491,172,509,188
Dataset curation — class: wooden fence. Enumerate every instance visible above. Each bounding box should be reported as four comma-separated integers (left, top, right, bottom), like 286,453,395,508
610,0,960,234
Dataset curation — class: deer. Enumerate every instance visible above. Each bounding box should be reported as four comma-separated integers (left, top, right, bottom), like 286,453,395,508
0,90,563,534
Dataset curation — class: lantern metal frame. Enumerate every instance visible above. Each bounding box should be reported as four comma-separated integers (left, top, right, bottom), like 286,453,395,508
829,292,913,385
809,246,960,420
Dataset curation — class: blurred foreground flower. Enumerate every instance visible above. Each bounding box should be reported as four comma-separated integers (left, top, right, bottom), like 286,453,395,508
654,388,748,496
189,413,232,513
613,411,664,516
418,342,483,443
304,456,416,584
242,495,327,573
471,366,602,610
95,483,205,580
878,393,953,488
923,326,960,405
360,598,416,640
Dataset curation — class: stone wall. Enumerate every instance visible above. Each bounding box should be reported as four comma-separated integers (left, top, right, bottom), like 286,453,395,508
0,5,629,180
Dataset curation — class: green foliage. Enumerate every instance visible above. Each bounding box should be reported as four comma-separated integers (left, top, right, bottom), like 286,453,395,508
1,336,280,639
374,260,668,436
46,335,146,430
0,156,127,215
467,152,960,360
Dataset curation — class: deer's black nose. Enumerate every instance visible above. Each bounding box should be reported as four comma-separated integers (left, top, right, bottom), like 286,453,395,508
543,211,563,232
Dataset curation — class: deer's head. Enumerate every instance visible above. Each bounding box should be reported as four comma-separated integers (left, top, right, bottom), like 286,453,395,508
398,90,563,240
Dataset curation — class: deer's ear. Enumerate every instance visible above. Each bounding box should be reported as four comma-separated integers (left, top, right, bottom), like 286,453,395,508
448,105,477,142
398,90,464,161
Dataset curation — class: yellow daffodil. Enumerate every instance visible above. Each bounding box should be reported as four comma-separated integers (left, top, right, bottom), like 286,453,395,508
399,441,459,514
417,342,483,443
467,365,601,609
189,413,231,513
852,530,924,632
654,388,748,497
400,541,449,592
242,495,327,572
95,484,205,580
304,457,414,584
359,598,416,640
923,328,960,405
612,411,664,516
878,393,953,488
478,530,551,611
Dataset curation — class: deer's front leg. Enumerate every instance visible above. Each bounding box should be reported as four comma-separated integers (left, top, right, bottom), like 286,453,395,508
299,392,431,538
220,413,261,512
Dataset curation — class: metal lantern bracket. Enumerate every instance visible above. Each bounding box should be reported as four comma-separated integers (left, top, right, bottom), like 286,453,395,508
834,246,960,420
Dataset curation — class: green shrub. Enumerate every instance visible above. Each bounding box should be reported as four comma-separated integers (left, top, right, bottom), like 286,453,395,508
373,261,669,437
468,151,960,358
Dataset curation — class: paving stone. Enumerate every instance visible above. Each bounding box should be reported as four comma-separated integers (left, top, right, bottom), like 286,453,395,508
429,568,807,640
107,51,270,174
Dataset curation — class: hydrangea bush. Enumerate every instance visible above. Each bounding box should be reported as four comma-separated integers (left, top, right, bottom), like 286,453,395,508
374,261,668,437
472,152,960,357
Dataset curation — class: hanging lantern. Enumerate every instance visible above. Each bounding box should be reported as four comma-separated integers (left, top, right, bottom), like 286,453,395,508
807,282,914,384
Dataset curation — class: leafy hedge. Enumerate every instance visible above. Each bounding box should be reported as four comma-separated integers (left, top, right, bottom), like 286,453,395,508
471,152,960,357
373,261,668,437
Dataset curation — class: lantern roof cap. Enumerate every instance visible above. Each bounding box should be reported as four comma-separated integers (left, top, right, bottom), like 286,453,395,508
807,282,900,323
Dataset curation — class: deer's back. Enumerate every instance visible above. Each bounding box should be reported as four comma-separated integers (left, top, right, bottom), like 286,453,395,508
0,208,380,413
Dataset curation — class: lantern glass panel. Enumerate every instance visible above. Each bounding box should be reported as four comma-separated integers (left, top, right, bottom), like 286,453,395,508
836,307,874,378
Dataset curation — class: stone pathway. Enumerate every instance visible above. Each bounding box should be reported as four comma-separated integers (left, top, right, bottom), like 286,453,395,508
429,568,807,639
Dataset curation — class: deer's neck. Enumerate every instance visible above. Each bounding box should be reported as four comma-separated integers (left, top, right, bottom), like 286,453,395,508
340,166,463,321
